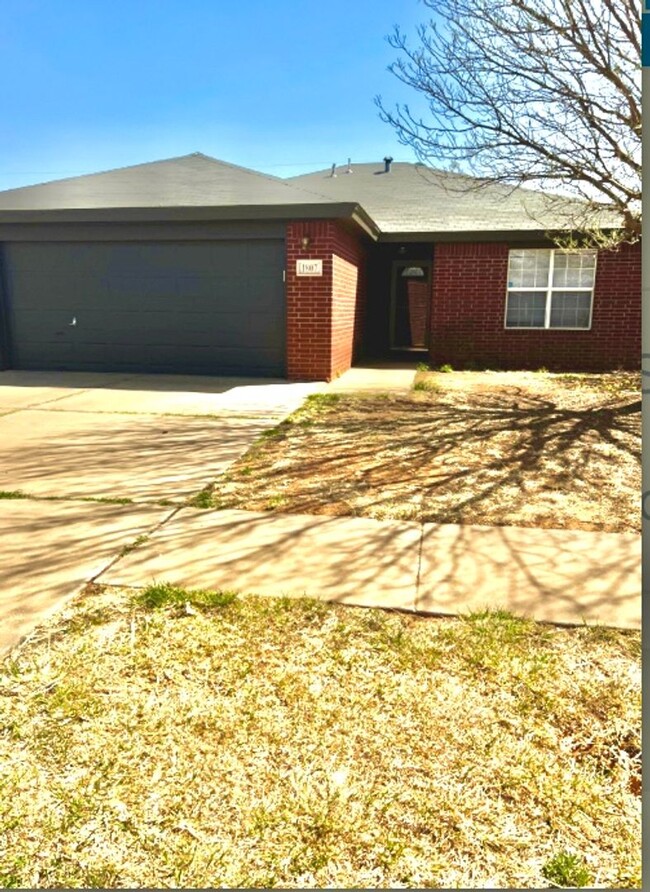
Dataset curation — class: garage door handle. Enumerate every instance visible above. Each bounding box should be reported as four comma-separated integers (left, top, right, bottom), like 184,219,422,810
69,317,77,326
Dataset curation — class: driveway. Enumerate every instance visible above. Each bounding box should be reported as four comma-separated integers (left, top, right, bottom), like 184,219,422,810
0,370,320,653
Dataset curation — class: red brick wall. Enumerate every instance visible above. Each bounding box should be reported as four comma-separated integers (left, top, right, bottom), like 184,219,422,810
331,224,367,377
332,255,359,376
286,221,366,380
430,241,641,371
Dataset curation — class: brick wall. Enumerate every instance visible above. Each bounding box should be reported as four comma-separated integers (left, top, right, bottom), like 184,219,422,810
286,221,366,380
430,241,641,371
332,254,359,376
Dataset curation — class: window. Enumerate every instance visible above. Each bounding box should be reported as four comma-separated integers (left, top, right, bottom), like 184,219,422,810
505,249,596,329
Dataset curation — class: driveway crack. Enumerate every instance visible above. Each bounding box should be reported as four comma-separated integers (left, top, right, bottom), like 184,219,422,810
91,505,183,583
414,522,425,613
22,389,94,409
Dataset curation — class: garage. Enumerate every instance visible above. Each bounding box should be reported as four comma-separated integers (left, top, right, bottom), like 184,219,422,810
1,238,286,376
0,152,377,380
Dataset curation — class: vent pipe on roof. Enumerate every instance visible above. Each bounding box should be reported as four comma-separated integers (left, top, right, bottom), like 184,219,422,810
383,156,393,173
330,163,337,178
346,157,352,174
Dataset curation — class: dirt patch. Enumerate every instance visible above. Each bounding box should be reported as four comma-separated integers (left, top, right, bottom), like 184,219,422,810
211,372,640,533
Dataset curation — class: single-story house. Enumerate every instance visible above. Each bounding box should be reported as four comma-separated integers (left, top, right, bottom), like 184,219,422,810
0,153,640,380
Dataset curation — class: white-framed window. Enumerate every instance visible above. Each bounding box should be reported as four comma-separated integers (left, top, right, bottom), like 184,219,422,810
505,248,597,330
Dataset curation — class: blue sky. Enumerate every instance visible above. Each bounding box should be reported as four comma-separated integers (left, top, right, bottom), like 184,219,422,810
0,0,432,191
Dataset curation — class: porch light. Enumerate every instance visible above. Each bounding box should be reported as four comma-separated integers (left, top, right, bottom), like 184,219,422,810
301,235,311,249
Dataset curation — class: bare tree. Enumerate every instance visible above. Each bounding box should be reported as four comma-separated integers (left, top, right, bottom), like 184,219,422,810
377,0,641,243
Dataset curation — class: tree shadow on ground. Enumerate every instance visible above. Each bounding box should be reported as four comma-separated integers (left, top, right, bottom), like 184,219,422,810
223,388,641,532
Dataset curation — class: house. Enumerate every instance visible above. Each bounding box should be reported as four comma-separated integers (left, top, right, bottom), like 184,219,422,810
0,153,640,380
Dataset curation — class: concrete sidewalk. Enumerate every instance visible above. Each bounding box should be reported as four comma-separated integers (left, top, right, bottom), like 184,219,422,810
0,371,324,656
99,508,641,630
0,499,171,655
325,363,417,393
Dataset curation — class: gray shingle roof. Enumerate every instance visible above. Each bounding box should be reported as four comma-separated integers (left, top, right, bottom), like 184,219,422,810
288,162,618,235
0,153,339,210
0,153,618,236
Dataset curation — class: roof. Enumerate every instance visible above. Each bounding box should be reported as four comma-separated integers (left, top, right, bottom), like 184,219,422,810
0,153,336,210
0,152,618,237
288,162,617,235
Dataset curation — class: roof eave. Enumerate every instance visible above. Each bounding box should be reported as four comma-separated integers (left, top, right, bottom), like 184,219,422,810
377,227,620,243
0,202,367,225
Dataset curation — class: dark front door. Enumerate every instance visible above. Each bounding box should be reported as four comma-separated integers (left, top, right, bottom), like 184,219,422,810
390,261,431,351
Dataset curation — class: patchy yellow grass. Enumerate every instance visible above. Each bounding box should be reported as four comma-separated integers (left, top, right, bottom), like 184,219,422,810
208,372,640,532
0,585,640,888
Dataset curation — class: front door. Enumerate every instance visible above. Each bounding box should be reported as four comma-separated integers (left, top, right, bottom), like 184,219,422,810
390,261,431,351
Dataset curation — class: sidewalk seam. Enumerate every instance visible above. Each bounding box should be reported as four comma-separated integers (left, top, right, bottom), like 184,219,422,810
91,505,183,583
18,388,94,409
414,522,425,613
4,373,139,412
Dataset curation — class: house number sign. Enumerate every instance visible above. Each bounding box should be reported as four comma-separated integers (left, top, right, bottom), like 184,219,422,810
296,259,323,276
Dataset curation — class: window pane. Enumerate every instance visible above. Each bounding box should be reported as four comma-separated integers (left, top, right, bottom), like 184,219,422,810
508,250,551,288
400,266,427,279
506,291,546,327
549,291,592,328
552,252,596,288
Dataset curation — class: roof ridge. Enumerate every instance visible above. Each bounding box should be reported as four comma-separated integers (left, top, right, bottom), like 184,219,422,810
189,153,286,182
288,160,464,178
0,153,216,196
287,160,593,205
190,153,347,204
0,151,348,207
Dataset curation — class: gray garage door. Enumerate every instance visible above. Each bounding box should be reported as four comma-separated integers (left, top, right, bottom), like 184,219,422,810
1,239,286,375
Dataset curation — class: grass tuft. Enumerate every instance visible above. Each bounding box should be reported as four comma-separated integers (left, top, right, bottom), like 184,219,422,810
542,851,593,888
118,533,149,557
304,392,342,409
187,486,215,509
79,495,133,505
556,371,639,395
259,425,285,440
265,493,288,509
133,581,238,611
412,378,441,393
0,490,29,500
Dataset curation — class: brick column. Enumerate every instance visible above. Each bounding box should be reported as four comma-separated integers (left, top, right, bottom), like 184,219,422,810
286,221,367,381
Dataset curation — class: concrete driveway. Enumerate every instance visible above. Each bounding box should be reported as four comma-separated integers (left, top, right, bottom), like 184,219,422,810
0,370,320,653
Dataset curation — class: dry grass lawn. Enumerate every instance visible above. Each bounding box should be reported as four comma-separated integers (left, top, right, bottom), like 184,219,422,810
205,371,640,532
0,585,641,888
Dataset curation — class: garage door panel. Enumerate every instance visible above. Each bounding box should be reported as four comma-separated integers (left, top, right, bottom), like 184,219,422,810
246,241,285,267
250,289,286,314
106,277,179,304
5,275,91,311
142,344,283,374
68,310,282,348
14,340,284,376
173,275,283,311
12,340,75,367
209,242,257,269
2,240,286,375
11,309,81,341
175,276,222,304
